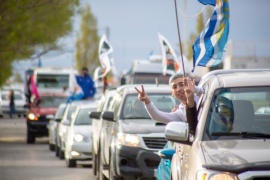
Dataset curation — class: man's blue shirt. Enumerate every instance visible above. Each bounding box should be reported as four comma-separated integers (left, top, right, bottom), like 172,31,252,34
76,75,96,99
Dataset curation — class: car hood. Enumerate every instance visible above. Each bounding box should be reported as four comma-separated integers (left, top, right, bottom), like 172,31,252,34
30,107,57,115
120,119,166,134
201,140,270,166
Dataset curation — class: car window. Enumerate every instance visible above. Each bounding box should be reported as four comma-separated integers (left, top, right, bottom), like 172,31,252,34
55,105,66,119
204,87,270,140
38,96,67,108
122,93,176,119
67,105,78,120
74,108,92,125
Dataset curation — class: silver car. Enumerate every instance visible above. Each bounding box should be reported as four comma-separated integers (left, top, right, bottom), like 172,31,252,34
65,103,98,167
48,103,66,151
165,69,270,179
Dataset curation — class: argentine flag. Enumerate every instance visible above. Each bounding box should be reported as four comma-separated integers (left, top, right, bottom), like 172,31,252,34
192,0,230,72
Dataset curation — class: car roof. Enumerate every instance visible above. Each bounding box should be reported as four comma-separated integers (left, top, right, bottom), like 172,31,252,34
116,84,171,95
77,103,98,109
199,69,270,88
69,99,99,106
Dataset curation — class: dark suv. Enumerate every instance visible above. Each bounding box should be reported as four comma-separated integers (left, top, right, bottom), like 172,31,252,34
26,93,68,144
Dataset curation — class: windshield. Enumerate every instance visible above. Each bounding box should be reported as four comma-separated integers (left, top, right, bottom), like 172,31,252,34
74,108,94,125
204,87,270,140
37,74,69,88
38,96,67,108
121,93,176,119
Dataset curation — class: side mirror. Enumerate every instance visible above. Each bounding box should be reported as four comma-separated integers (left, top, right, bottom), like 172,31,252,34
89,111,101,119
62,119,71,126
24,104,30,109
102,111,114,122
165,122,190,144
46,114,54,120
55,118,62,122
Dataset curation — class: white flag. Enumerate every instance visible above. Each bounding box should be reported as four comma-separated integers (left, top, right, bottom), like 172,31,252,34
98,34,113,77
158,33,179,75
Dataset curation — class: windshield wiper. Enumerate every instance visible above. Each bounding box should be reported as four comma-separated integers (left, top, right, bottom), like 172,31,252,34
211,132,270,139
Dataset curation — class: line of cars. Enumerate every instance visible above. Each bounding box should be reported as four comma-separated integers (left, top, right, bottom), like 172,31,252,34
90,85,176,179
48,98,99,167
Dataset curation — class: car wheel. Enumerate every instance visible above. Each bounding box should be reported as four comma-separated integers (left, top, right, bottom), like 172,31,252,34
66,158,76,168
109,155,121,180
59,149,65,160
27,131,35,144
55,145,59,157
92,146,97,175
98,155,107,180
49,143,55,151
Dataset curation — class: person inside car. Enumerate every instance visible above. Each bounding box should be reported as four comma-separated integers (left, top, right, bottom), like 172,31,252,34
135,73,203,135
125,99,148,118
209,96,234,134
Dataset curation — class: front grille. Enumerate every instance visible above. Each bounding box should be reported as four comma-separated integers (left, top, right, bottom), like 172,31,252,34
142,137,167,149
38,115,49,121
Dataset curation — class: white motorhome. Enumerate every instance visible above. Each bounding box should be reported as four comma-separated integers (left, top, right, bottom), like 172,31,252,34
122,56,174,85
32,67,77,93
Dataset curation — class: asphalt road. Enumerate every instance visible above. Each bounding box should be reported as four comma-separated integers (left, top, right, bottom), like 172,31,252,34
0,117,96,180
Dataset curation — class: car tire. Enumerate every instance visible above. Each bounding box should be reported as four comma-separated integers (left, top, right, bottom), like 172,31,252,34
66,158,76,168
49,143,55,151
92,146,97,175
59,150,65,160
109,155,121,180
27,131,35,144
98,155,107,180
59,144,65,160
55,146,59,157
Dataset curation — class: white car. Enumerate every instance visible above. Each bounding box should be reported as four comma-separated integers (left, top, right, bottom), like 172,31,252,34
48,103,66,151
164,69,270,179
65,103,98,167
0,89,27,118
57,99,95,159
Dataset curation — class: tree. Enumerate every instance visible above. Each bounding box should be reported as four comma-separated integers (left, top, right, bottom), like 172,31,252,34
75,5,100,75
0,0,79,86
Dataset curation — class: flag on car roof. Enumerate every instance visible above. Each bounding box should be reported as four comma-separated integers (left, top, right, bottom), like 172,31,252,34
158,33,179,75
98,34,113,77
192,0,230,72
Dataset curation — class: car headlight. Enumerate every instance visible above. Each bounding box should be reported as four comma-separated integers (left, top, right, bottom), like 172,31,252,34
117,133,140,147
197,170,238,180
73,134,88,142
27,113,38,120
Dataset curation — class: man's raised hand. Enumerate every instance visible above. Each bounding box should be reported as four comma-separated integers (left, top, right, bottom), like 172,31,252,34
134,85,151,104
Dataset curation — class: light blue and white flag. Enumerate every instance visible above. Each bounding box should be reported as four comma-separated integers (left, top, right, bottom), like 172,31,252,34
192,0,230,72
67,70,84,103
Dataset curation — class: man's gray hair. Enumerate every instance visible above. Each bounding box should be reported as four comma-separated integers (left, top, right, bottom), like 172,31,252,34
169,72,191,85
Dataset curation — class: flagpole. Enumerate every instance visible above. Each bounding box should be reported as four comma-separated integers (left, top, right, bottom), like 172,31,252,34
173,0,186,76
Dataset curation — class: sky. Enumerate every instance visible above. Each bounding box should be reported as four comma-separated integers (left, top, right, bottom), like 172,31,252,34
17,0,270,76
